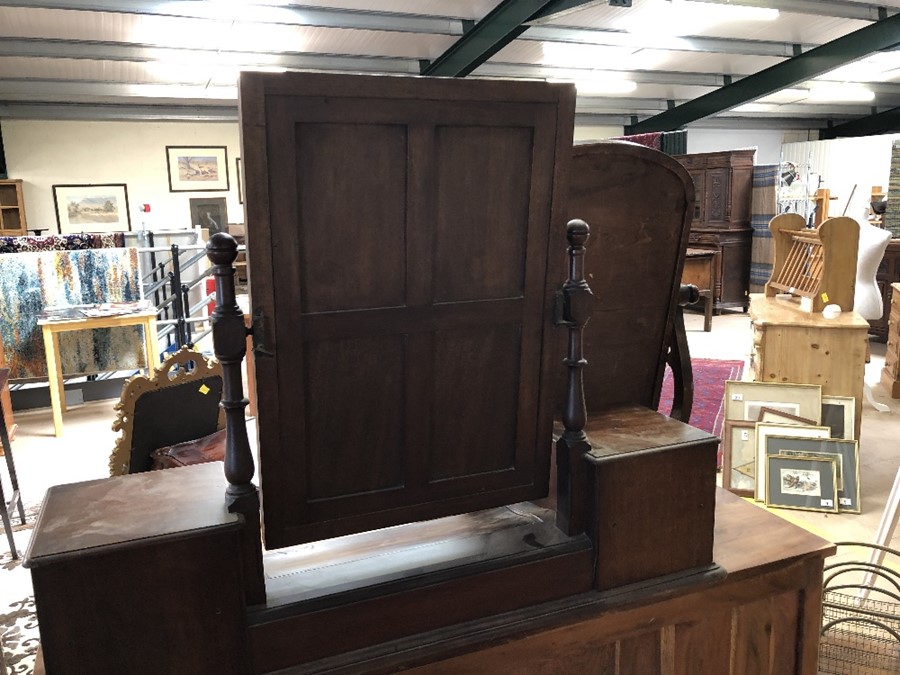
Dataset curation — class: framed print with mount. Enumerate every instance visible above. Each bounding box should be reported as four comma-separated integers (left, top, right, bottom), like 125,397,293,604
754,422,830,501
722,420,755,497
821,395,856,440
724,381,822,425
765,436,860,513
166,146,229,192
52,183,131,234
766,454,838,513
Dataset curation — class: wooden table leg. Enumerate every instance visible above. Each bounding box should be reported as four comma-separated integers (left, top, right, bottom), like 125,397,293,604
144,316,160,374
245,326,257,419
703,290,713,332
41,326,65,437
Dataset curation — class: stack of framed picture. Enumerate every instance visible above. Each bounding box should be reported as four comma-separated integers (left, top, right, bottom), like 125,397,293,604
721,381,859,514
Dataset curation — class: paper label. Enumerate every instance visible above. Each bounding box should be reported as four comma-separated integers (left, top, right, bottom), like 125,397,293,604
821,499,834,508
741,430,750,441
839,497,852,507
731,393,743,401
821,292,829,302
198,384,210,395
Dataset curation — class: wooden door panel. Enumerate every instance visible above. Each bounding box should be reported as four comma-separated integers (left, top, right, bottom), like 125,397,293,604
430,324,521,481
433,125,532,302
295,122,408,313
243,72,575,548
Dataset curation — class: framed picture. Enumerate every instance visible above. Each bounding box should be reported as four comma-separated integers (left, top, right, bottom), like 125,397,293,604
724,381,822,424
757,407,816,426
821,395,856,440
723,420,756,497
166,146,229,192
766,455,838,513
189,197,228,236
52,183,132,234
236,157,243,204
754,422,830,501
765,436,860,513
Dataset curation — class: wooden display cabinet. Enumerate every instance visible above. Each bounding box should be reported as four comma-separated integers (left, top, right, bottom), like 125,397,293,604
674,150,754,312
0,179,27,237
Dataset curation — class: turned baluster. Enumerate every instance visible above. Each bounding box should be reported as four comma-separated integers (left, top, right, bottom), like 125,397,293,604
556,219,594,535
206,232,266,604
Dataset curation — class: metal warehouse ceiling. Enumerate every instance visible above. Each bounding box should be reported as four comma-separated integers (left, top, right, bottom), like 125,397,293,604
1,0,900,136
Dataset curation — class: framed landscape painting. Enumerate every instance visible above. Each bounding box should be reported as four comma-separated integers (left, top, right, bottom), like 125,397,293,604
52,183,132,234
166,146,229,192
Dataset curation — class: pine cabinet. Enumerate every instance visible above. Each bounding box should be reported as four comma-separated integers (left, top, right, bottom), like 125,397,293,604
675,150,755,311
0,179,27,237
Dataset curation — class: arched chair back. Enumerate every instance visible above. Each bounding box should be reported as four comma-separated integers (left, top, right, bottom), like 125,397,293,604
567,141,695,414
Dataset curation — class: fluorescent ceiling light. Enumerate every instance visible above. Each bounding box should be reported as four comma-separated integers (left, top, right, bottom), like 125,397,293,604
573,78,638,95
815,52,900,83
541,43,667,71
614,0,777,39
807,83,874,102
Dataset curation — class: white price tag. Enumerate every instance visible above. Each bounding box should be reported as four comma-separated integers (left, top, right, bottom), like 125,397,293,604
731,393,743,401
839,498,852,507
821,499,834,508
740,430,750,441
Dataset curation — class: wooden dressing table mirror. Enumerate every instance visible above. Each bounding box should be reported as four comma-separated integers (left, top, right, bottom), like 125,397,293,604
23,73,833,675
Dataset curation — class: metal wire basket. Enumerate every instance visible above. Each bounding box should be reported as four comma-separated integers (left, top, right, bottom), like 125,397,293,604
820,543,900,674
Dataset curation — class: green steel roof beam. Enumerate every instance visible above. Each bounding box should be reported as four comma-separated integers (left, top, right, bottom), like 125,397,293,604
421,0,596,77
820,107,900,139
628,12,900,134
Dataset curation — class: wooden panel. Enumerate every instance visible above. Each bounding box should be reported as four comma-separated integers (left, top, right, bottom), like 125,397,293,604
430,325,520,481
705,167,730,223
619,630,662,675
303,336,405,504
673,610,733,675
295,123,407,313
433,125,531,302
732,597,773,674
241,72,575,548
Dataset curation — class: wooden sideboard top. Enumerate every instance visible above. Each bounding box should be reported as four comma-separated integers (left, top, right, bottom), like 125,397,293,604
749,294,869,329
713,488,834,577
24,461,239,567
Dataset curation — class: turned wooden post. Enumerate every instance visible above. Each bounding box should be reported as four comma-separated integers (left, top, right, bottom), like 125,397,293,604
556,219,594,535
206,232,266,604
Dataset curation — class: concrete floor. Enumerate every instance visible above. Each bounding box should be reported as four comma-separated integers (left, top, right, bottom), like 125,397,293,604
4,309,900,555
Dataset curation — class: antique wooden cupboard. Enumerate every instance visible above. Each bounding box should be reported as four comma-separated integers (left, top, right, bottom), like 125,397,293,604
674,149,754,312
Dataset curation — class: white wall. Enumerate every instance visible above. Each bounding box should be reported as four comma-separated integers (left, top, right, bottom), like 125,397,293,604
1,119,242,233
782,134,900,223
573,124,625,142
687,128,785,165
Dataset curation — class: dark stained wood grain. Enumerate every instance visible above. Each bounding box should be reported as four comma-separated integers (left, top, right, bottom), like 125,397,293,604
24,463,250,674
240,71,575,548
672,609,733,675
247,489,832,674
567,142,694,414
618,630,661,674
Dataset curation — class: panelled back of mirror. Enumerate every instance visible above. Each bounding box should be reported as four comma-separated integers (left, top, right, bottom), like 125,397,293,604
240,72,575,548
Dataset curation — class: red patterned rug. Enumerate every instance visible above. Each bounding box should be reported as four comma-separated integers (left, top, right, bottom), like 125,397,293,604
658,358,745,463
